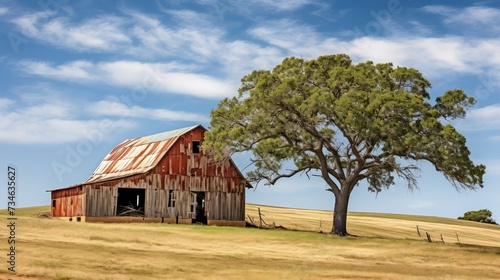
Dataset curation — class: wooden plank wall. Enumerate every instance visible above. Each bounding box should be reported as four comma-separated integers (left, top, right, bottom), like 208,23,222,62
82,173,245,221
207,192,245,221
85,185,116,216
51,194,85,217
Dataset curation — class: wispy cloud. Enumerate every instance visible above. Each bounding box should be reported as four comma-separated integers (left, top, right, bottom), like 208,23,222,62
0,94,134,144
18,60,234,98
248,0,314,11
0,85,207,144
8,5,500,100
0,7,9,15
0,98,15,108
311,2,349,22
87,99,209,122
458,104,500,131
125,10,225,60
11,13,130,51
249,19,500,78
481,160,500,177
249,19,321,52
193,0,313,17
422,5,500,33
486,135,500,142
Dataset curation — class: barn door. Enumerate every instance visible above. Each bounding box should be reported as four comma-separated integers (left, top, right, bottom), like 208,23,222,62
191,191,206,224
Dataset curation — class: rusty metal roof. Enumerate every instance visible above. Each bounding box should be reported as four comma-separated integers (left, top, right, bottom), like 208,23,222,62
82,125,201,184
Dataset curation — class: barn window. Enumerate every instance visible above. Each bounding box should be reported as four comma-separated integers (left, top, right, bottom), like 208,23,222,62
192,141,200,153
168,190,176,208
76,217,81,222
69,217,73,222
52,200,56,208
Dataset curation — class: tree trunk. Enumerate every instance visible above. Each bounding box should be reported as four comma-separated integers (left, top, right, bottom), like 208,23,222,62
331,190,350,236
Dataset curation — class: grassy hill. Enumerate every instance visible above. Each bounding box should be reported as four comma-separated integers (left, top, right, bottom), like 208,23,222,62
246,204,500,247
0,204,499,279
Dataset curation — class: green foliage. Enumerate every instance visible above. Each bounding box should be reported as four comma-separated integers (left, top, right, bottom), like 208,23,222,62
458,209,497,224
204,53,484,191
203,54,486,235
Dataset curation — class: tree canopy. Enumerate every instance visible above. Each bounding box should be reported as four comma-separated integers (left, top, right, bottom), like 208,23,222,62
203,54,486,236
459,209,497,224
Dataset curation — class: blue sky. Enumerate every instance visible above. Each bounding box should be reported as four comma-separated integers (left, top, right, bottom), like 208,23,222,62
1,0,499,221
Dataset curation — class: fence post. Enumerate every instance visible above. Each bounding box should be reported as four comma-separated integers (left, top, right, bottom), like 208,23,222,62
455,231,462,246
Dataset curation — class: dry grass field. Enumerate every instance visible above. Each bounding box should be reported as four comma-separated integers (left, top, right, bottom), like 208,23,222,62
0,204,499,280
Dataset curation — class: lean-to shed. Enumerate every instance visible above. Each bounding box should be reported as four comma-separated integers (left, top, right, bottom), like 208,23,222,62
48,125,250,225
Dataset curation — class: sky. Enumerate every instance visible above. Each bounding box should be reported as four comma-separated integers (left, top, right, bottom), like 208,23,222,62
1,0,499,222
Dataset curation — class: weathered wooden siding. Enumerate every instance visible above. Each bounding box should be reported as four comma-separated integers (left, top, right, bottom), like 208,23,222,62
85,185,116,216
153,126,247,193
80,172,245,221
207,192,245,221
51,186,85,217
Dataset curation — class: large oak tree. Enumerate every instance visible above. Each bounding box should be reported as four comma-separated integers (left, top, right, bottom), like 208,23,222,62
203,54,485,236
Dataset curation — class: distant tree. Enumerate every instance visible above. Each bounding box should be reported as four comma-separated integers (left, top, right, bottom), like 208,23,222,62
458,209,497,224
203,54,486,236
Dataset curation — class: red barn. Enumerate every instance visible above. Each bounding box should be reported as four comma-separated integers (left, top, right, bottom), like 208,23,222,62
49,125,250,226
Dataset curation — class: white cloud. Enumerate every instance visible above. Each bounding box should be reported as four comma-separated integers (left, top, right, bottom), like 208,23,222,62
192,0,313,18
9,6,500,101
10,9,280,93
21,60,95,80
348,37,480,75
481,160,500,177
0,98,15,109
249,19,320,51
249,0,313,11
126,10,224,60
0,96,134,144
486,135,500,142
42,16,131,51
87,99,209,122
0,7,9,15
164,9,213,27
422,5,500,32
220,40,283,79
249,19,500,78
457,104,500,131
18,60,235,98
0,83,208,144
11,10,53,38
12,13,131,51
0,118,134,144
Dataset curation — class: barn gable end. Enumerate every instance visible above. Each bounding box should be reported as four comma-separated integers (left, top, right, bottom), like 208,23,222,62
49,125,249,226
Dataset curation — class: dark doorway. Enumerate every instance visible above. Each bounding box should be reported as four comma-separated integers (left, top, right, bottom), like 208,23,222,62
192,192,206,224
116,188,145,216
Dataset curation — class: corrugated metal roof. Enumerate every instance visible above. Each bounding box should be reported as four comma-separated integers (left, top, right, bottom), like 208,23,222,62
82,125,201,184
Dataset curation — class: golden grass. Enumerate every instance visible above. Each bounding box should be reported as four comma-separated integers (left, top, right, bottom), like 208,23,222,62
0,205,498,280
246,204,500,247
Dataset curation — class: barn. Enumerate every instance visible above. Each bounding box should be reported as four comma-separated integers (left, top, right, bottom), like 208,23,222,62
48,125,250,226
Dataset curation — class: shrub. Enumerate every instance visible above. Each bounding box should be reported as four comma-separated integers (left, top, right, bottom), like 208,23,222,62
458,209,497,224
